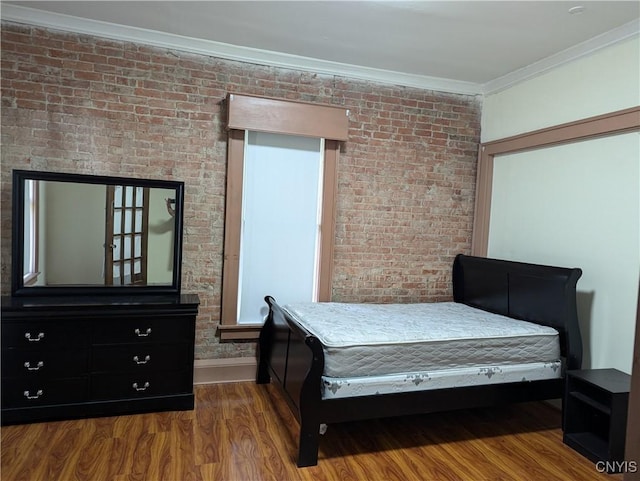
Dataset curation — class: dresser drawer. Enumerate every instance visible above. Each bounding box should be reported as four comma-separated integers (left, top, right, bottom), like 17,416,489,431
2,348,89,378
90,371,192,400
92,317,193,344
91,343,190,373
2,377,88,408
2,322,89,348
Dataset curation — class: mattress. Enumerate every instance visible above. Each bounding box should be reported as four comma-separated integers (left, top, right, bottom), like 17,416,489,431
282,301,561,378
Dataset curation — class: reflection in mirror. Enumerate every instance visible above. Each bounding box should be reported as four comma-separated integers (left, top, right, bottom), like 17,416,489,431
12,170,184,296
26,181,175,287
23,179,39,286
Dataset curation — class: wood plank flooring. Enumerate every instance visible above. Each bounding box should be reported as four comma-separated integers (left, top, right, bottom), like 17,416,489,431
1,382,621,481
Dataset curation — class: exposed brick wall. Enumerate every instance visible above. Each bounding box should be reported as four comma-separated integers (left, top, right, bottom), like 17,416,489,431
0,23,481,359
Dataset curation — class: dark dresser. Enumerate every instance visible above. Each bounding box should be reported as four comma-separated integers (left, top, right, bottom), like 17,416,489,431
1,294,199,425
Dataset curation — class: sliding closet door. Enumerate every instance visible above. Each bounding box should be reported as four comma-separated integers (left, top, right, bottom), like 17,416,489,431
237,131,323,325
487,132,639,370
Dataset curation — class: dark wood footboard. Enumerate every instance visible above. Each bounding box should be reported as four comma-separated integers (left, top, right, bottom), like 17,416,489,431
258,295,325,466
257,254,583,467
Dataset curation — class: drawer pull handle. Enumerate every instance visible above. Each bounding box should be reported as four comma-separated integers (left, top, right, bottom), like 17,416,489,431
132,381,150,392
24,361,44,371
25,332,45,342
133,355,151,365
23,389,43,400
134,328,152,337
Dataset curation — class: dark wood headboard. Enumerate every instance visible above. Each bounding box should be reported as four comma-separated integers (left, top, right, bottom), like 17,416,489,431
452,254,583,369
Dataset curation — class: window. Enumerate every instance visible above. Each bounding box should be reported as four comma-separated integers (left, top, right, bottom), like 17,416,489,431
219,94,348,340
23,179,39,285
237,131,324,324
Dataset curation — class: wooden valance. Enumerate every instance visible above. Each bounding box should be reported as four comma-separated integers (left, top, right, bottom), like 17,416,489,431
227,94,349,141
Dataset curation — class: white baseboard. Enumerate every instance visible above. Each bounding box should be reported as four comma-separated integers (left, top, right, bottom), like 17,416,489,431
193,357,257,385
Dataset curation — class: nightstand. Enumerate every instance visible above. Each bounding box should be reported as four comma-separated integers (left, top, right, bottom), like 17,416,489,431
563,368,630,472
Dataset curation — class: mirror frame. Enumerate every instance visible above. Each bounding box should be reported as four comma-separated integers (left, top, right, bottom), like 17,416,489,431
11,169,185,297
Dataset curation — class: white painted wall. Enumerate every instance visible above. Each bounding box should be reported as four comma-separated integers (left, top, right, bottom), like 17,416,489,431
45,182,106,285
482,37,640,142
482,37,640,373
147,188,176,285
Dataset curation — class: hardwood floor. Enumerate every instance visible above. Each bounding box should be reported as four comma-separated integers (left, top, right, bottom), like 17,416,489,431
1,382,621,481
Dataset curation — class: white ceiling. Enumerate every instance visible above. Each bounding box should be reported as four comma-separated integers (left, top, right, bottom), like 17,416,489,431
2,1,639,94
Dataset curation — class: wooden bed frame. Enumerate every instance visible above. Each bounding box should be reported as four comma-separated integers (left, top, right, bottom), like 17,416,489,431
256,254,583,467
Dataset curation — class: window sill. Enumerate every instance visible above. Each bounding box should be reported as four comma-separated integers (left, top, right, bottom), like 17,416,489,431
217,323,262,341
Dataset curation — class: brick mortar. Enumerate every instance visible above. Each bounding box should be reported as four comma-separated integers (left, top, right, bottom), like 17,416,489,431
1,22,482,359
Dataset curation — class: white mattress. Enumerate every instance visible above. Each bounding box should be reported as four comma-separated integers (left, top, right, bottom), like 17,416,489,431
282,301,561,378
321,361,562,399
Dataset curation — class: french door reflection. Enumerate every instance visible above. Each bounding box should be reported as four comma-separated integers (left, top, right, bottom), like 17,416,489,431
105,185,149,285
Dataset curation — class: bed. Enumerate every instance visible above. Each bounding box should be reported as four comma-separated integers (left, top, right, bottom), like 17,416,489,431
256,254,583,467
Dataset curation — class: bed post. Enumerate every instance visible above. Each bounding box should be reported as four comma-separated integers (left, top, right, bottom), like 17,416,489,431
256,296,274,384
297,411,321,467
296,335,325,467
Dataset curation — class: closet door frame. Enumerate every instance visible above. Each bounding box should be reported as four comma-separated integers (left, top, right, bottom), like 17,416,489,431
219,94,348,340
471,106,639,256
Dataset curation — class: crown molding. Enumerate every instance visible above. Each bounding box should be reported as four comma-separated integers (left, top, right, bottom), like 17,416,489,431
0,4,482,96
483,19,640,95
2,4,637,98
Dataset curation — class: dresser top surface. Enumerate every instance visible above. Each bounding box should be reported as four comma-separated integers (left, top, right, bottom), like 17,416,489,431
1,293,200,313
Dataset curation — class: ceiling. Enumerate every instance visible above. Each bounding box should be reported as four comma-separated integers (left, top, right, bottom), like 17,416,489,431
2,1,639,94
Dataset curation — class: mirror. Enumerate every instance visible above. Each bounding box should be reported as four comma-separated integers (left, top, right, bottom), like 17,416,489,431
11,170,184,296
